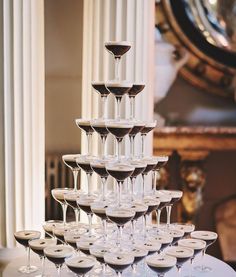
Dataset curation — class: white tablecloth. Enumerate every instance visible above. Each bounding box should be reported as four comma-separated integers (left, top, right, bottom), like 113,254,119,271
2,252,236,276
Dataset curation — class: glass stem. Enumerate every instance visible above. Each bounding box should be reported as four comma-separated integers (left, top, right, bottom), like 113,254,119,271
86,132,92,156
131,220,135,243
117,138,123,161
152,170,157,194
62,204,68,225
88,213,93,236
101,177,107,201
101,135,107,158
74,208,79,225
101,95,107,119
129,135,135,159
117,181,123,207
26,247,31,270
129,96,135,119
116,97,122,120
117,272,122,277
166,205,172,228
143,215,147,239
117,226,123,248
156,209,161,230
142,174,146,199
131,177,136,201
87,173,92,196
55,264,62,277
114,57,121,81
102,219,107,241
141,134,146,158
41,256,45,276
72,170,79,191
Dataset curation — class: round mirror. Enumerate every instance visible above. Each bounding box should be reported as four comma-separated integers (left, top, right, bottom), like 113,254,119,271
156,0,236,99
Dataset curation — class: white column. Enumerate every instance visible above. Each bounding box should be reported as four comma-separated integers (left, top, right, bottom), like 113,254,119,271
82,0,155,156
1,0,45,247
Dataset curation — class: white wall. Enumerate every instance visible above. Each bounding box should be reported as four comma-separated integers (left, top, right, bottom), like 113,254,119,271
45,0,83,153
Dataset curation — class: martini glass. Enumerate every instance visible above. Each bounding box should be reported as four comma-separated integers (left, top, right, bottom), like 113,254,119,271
159,190,183,229
77,194,97,236
91,200,111,243
44,245,74,277
130,244,148,276
143,197,160,239
140,121,157,158
106,162,134,207
130,201,148,243
128,159,147,201
105,82,132,120
14,230,41,274
190,230,218,273
105,41,131,81
91,81,110,119
104,251,134,277
52,188,74,225
66,255,96,277
127,83,145,120
76,155,95,196
91,119,109,158
146,254,177,277
64,190,84,225
43,220,64,238
141,157,158,199
106,120,133,161
90,244,113,276
62,154,81,191
75,118,94,156
178,238,206,277
91,157,112,200
128,121,145,159
152,156,169,194
106,205,135,248
166,246,194,273
29,238,57,277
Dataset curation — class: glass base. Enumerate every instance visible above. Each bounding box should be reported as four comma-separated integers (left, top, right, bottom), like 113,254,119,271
194,265,212,273
18,265,38,274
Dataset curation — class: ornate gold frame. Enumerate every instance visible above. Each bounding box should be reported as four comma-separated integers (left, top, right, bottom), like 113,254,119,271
155,0,236,99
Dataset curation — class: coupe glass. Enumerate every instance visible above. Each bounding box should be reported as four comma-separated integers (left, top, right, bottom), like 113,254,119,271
91,157,112,200
64,190,84,225
62,154,81,191
106,120,133,160
104,251,134,277
106,161,134,207
146,254,177,277
51,188,74,225
91,81,110,119
191,230,218,273
149,234,173,252
75,118,94,156
106,205,135,248
178,238,206,277
14,230,41,274
128,121,145,159
170,223,195,238
29,238,57,277
166,246,194,273
77,194,97,236
91,200,111,243
66,255,96,277
44,245,74,277
91,119,109,158
105,82,132,120
141,157,158,199
159,190,183,229
127,83,145,120
43,220,64,238
76,155,96,196
105,41,131,81
151,156,169,193
64,227,87,251
128,159,147,201
130,244,148,277
140,121,157,157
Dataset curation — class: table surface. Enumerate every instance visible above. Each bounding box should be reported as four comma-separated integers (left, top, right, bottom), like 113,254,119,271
2,252,236,276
